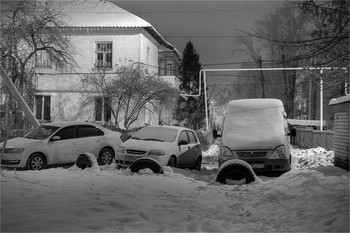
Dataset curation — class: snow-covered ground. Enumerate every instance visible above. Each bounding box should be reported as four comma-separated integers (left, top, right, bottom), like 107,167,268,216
1,146,349,232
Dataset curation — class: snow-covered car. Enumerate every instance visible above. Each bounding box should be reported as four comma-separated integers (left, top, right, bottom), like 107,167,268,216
115,125,202,170
0,122,122,170
213,98,296,174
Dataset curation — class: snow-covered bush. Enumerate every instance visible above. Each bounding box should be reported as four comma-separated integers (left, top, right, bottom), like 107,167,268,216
203,144,219,158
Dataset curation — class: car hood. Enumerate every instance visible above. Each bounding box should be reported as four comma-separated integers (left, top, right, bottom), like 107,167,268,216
121,139,172,151
0,137,42,148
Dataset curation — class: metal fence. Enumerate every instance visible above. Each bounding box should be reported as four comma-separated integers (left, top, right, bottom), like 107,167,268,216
293,128,334,150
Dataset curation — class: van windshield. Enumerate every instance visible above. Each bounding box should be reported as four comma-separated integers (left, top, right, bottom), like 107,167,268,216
223,102,286,149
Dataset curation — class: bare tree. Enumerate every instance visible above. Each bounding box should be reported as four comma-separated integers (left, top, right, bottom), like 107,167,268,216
1,1,76,139
82,63,178,132
235,4,309,117
235,36,266,98
1,1,76,87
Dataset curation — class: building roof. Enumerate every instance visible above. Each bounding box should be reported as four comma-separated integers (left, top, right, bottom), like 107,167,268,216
61,0,151,28
60,0,179,54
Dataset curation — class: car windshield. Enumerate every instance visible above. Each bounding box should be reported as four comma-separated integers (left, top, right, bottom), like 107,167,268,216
132,127,178,142
24,125,60,139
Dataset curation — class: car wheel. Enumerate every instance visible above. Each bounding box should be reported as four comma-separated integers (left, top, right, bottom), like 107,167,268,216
194,156,202,171
98,148,114,165
76,154,93,169
129,158,164,174
216,163,255,185
27,153,46,170
167,156,177,168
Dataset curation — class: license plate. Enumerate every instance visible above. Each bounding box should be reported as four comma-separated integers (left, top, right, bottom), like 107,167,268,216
252,164,264,169
125,155,140,162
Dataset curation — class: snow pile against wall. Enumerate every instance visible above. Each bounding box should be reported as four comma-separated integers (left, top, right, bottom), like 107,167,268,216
292,147,334,169
203,144,335,169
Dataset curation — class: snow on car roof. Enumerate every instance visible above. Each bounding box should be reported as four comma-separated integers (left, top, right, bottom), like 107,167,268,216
227,98,283,113
42,121,99,127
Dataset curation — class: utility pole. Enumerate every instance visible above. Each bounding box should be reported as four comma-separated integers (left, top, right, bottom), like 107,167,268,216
0,65,40,128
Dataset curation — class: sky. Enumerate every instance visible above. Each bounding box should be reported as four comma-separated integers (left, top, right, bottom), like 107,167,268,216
114,0,285,85
1,146,349,232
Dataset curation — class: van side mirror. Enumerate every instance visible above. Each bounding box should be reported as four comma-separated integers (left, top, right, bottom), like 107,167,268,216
213,129,221,139
288,128,296,137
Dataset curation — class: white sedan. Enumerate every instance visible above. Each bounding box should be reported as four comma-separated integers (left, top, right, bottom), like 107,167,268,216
115,125,203,170
1,122,122,170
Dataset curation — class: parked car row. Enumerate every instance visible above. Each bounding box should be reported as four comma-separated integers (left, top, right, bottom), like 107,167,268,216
0,122,203,171
1,98,295,186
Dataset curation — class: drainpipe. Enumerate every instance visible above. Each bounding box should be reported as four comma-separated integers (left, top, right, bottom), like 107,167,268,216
0,65,40,128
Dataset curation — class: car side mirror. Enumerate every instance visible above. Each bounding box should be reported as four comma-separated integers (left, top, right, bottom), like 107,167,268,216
178,140,188,146
51,136,61,141
213,129,221,139
288,128,296,137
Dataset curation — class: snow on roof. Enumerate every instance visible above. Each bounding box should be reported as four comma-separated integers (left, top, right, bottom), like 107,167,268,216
61,0,152,28
60,0,179,54
329,95,350,106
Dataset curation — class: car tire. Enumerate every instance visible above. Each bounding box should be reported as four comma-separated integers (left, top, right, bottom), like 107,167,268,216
27,153,46,170
216,163,255,185
76,153,93,169
167,156,177,168
98,147,114,165
194,156,202,171
129,158,164,174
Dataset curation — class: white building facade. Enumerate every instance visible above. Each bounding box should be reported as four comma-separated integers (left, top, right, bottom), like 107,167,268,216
35,0,180,128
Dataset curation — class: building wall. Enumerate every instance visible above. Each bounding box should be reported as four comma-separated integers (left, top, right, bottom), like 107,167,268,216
35,27,163,126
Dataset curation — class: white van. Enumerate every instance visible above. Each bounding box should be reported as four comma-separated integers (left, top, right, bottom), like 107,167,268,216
213,98,296,173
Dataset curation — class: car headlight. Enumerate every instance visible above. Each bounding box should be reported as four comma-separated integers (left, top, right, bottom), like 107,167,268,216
148,149,165,156
221,146,233,157
269,145,286,159
3,148,25,153
116,146,125,154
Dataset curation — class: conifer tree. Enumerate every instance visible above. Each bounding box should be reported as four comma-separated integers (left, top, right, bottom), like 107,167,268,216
173,41,206,129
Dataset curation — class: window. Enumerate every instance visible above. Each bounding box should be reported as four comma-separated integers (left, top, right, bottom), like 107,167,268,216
187,131,198,144
159,61,166,75
54,126,77,140
95,96,112,122
35,95,51,121
35,50,51,68
167,62,174,76
78,125,104,138
178,131,189,144
95,42,112,68
146,46,150,65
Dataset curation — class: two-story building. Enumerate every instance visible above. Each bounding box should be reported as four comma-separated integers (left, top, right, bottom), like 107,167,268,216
34,0,180,128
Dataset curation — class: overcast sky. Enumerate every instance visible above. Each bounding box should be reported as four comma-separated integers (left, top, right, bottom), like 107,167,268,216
115,1,284,70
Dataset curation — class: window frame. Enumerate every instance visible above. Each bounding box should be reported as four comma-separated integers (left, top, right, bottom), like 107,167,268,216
94,41,113,69
35,95,51,121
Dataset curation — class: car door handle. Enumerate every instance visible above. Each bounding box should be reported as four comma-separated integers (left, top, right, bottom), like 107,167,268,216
72,142,77,145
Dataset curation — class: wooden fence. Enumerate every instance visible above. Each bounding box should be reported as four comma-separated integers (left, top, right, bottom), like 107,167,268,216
293,128,334,150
